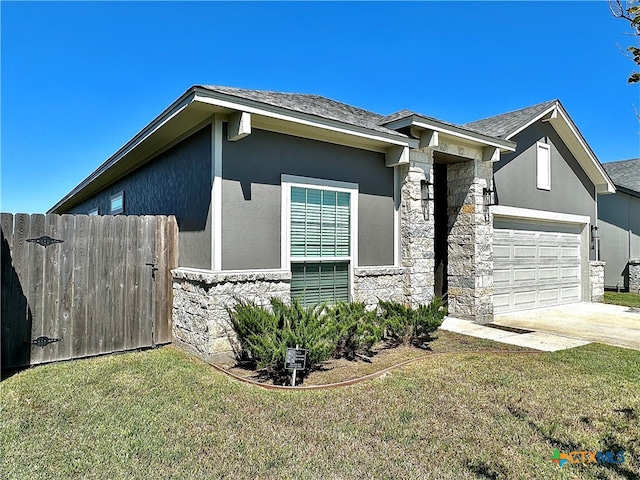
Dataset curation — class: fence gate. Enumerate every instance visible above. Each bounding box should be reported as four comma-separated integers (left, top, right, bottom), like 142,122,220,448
1,213,178,371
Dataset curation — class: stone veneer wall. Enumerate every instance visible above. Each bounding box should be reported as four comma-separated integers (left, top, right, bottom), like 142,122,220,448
400,150,435,307
589,261,605,302
447,159,494,324
353,267,406,309
629,259,640,293
172,268,291,363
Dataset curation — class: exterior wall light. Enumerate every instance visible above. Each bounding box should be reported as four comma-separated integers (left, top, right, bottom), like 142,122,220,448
421,178,431,220
591,224,600,260
483,187,495,209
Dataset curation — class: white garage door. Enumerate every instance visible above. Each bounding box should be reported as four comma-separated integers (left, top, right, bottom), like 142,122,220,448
493,218,583,314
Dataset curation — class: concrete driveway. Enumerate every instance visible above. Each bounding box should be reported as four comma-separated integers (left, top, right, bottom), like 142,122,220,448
494,302,640,351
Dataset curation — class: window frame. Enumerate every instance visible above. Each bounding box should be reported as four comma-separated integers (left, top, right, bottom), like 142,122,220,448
110,191,125,215
88,207,99,216
536,141,551,191
281,174,358,301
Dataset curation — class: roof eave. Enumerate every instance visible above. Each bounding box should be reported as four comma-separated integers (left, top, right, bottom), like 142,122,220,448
383,115,516,152
50,87,418,213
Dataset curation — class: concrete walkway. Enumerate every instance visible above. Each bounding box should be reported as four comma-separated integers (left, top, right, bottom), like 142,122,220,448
442,302,640,352
441,317,590,352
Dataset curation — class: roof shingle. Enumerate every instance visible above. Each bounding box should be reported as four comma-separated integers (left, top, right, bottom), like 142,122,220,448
602,158,640,194
463,100,558,138
199,85,407,137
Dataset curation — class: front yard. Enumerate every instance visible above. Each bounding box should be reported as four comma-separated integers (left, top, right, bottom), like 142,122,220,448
604,291,640,308
1,336,638,479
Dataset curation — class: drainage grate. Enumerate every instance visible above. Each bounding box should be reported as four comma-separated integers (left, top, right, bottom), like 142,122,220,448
486,324,534,335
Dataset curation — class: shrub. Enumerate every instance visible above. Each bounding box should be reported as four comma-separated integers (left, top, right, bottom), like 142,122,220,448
227,298,341,382
329,302,384,360
379,297,446,346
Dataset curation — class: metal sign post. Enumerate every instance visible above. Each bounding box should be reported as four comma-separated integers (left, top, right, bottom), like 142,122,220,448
285,345,307,386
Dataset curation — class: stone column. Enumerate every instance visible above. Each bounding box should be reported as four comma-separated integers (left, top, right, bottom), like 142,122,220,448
629,259,640,293
589,260,606,302
400,150,435,307
447,158,494,324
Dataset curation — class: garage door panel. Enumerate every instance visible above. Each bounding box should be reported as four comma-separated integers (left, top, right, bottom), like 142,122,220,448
493,218,583,314
513,245,536,259
561,266,580,279
538,289,560,302
539,267,559,280
513,268,536,282
493,245,511,259
493,269,511,284
513,291,536,308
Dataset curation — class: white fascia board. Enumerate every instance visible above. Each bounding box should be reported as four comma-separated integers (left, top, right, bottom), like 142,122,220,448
410,120,516,152
552,108,616,194
49,91,196,213
192,90,415,149
491,205,591,225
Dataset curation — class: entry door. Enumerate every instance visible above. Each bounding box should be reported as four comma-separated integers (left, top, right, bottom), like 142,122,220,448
493,218,583,314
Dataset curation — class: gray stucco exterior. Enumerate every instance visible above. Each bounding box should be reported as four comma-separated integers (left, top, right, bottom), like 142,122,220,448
68,126,213,269
598,190,640,289
493,120,597,259
221,127,395,270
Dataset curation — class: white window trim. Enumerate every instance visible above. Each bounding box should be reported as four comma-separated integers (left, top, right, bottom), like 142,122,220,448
88,207,99,216
110,191,124,215
281,174,359,300
536,141,551,191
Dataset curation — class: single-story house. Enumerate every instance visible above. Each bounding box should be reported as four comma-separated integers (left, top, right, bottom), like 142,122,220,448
598,158,640,292
49,86,615,361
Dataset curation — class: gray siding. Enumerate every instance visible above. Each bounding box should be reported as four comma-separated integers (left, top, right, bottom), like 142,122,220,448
599,190,640,289
68,126,212,269
222,127,394,270
493,120,597,259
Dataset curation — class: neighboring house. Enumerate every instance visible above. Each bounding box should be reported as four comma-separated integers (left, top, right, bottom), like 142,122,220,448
49,86,614,362
598,158,640,292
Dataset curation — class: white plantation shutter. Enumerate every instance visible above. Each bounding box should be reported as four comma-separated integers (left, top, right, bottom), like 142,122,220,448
291,262,349,306
290,185,351,306
290,187,350,258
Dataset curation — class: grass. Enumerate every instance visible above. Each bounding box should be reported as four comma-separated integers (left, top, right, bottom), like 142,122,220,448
2,340,639,479
604,291,640,308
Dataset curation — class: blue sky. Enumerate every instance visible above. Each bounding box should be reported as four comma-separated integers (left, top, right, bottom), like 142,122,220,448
2,1,639,214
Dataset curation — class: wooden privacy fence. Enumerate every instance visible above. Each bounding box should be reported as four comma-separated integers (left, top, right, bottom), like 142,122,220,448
1,213,178,371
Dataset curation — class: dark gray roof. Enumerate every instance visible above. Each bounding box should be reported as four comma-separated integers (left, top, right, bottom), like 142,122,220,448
199,85,407,138
463,100,558,138
602,158,640,194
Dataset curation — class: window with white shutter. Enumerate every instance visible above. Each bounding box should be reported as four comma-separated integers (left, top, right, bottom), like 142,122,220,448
282,176,357,307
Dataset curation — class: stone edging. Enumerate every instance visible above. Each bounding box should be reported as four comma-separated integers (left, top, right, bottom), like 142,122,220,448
208,349,543,391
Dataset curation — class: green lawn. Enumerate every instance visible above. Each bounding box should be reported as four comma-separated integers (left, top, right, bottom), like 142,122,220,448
1,343,639,479
604,291,640,308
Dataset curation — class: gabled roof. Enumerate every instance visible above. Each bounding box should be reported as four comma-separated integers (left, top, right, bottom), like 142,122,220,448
199,85,406,138
602,158,640,196
464,100,615,194
464,100,557,139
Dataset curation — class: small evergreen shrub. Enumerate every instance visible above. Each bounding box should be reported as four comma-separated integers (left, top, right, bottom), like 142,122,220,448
329,302,384,360
227,298,340,382
379,297,446,345
228,297,447,384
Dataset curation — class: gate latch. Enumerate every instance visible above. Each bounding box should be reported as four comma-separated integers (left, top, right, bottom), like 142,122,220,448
146,262,158,279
